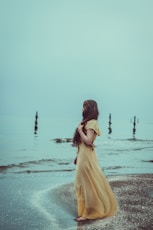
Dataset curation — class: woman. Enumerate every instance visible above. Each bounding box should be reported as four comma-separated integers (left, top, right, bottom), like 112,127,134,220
73,100,117,221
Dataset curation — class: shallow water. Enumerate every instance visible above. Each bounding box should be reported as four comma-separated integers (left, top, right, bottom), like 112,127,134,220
0,115,153,175
0,172,75,230
0,115,153,229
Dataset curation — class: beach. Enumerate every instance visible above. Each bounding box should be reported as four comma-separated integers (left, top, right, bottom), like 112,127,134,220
51,174,153,230
0,173,153,230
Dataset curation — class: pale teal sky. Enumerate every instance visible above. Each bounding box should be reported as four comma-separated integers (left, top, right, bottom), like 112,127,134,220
0,0,153,122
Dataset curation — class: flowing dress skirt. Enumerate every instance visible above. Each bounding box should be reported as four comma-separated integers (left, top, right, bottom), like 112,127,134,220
75,142,117,219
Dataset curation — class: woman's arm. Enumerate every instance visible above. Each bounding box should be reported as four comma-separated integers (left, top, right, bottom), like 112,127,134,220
78,124,95,146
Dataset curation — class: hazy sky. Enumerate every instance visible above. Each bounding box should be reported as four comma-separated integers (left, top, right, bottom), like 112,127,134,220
0,0,153,122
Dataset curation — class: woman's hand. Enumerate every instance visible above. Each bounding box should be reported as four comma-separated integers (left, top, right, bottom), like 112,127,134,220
78,123,84,133
78,123,95,146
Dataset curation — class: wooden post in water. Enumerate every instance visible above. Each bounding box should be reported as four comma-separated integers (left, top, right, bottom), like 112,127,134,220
132,116,136,139
108,113,112,135
34,111,38,135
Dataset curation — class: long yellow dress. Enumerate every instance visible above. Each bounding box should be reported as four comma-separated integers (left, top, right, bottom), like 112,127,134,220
75,119,117,219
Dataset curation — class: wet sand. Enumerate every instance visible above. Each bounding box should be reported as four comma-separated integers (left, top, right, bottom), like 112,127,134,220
52,174,153,230
0,174,153,229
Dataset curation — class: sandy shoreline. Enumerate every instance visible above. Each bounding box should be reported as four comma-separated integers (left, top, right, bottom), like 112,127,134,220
0,173,153,229
52,174,153,230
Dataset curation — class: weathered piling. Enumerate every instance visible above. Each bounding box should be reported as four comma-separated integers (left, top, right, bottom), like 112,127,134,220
132,115,136,139
108,113,112,135
34,111,38,135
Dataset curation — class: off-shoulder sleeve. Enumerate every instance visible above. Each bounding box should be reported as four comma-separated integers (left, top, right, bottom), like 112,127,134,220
85,119,101,136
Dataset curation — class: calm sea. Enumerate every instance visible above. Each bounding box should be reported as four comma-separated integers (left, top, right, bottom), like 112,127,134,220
0,115,153,229
0,115,153,176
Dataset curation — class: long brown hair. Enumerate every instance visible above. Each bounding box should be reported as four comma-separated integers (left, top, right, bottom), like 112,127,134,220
73,100,99,146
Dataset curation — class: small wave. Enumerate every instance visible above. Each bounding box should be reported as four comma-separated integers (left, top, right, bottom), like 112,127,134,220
31,187,59,229
0,158,72,173
142,160,153,163
14,169,74,174
110,145,153,153
104,165,133,171
30,183,77,230
114,138,153,142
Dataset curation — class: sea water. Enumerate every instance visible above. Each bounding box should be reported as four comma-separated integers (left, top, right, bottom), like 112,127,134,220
0,115,153,175
0,115,153,229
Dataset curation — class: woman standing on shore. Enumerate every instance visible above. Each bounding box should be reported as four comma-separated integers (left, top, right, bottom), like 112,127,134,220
73,100,117,221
